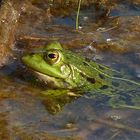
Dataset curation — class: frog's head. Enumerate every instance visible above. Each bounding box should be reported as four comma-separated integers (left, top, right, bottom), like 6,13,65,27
22,42,86,89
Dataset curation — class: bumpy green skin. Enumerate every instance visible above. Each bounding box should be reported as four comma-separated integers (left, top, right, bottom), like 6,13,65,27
22,42,140,109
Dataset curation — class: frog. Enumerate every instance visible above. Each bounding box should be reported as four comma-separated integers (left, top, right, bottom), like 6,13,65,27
22,42,140,110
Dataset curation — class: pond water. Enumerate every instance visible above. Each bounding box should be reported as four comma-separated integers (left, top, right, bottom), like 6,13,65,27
0,1,140,140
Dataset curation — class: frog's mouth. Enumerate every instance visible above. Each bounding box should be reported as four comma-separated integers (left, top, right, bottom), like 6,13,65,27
34,70,58,84
31,70,70,89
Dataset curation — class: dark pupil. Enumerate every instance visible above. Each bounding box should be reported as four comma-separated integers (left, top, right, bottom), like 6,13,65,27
48,53,56,59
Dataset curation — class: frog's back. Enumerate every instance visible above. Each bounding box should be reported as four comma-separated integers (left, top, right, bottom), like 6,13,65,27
64,49,140,91
64,50,140,108
85,57,140,108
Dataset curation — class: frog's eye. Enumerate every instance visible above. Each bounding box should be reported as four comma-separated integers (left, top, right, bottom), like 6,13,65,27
44,51,60,65
48,53,57,59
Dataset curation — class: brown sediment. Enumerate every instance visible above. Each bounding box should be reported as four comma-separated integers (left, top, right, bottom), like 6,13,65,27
0,0,28,66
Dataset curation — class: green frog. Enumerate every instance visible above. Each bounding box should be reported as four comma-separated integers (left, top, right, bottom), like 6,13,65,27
22,42,140,110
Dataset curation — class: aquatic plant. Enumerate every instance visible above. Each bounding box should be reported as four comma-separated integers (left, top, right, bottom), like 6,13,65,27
76,0,82,30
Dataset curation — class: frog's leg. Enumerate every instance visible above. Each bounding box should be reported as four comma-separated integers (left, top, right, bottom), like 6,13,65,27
83,87,140,110
39,89,82,114
106,89,140,110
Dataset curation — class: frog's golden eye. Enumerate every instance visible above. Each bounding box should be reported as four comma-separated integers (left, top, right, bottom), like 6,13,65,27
44,51,60,65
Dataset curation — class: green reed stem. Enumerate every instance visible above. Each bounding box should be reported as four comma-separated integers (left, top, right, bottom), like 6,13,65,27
76,0,82,30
